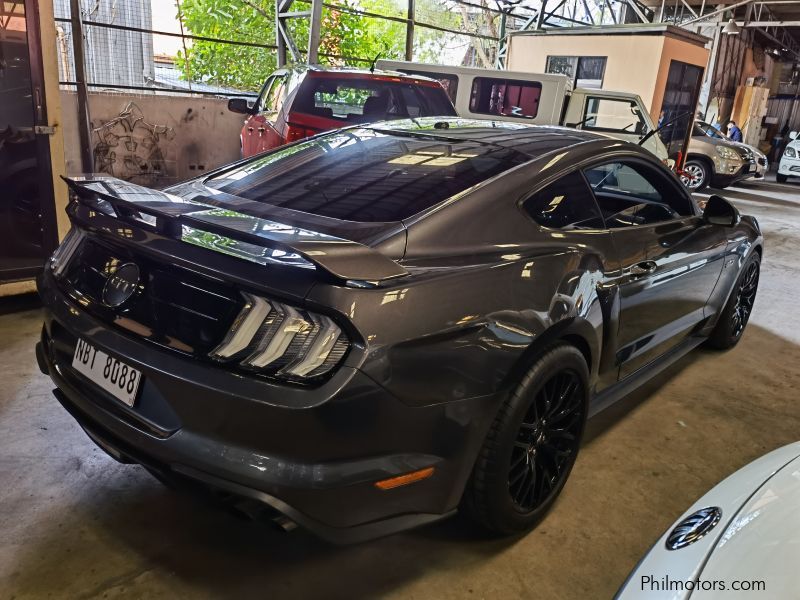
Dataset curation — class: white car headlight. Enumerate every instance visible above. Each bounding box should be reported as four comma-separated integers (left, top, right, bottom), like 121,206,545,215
785,147,797,159
716,146,739,160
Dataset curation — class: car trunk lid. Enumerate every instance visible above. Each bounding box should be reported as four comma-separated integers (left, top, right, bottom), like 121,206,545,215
63,175,409,286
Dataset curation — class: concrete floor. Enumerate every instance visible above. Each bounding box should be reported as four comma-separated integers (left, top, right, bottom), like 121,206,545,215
2,176,800,600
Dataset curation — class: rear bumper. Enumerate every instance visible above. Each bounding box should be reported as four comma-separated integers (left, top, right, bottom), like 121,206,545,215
45,374,451,543
37,270,492,542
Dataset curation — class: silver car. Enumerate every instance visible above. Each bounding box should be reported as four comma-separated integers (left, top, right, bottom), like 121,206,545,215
680,123,750,190
695,120,767,180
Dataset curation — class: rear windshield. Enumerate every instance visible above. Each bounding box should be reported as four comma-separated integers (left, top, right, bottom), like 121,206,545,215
206,128,529,222
291,77,457,124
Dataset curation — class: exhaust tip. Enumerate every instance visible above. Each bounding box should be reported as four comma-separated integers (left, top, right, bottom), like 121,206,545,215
272,515,298,532
228,499,298,532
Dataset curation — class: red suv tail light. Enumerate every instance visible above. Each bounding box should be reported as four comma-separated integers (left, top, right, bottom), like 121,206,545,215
286,123,318,142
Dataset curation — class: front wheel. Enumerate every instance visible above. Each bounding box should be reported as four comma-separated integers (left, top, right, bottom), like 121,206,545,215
462,344,588,535
776,173,788,183
706,252,760,349
680,159,711,190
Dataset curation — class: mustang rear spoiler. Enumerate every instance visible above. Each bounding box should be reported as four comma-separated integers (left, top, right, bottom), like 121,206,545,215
63,176,408,284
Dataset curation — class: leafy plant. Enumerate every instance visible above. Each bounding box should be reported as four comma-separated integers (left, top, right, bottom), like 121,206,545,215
175,0,498,91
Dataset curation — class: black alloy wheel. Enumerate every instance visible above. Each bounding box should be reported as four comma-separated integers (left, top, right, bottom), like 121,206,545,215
706,252,760,349
509,371,583,511
462,344,589,535
731,260,759,338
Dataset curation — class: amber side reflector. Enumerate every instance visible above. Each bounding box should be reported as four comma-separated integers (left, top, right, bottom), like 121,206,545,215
374,467,435,490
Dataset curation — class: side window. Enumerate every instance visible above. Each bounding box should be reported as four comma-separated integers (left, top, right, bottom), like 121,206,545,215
583,160,692,228
524,172,604,230
261,75,287,115
583,97,647,135
470,77,542,119
254,77,274,113
546,56,606,89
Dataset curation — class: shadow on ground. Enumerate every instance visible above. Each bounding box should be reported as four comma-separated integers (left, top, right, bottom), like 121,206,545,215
3,320,799,600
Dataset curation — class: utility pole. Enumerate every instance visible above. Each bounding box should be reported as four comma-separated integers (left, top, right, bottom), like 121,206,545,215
69,0,93,172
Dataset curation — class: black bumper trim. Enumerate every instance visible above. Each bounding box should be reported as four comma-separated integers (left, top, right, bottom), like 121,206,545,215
51,385,453,544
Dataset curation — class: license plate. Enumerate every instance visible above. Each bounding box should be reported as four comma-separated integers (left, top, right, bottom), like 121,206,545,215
747,164,757,173
71,338,142,407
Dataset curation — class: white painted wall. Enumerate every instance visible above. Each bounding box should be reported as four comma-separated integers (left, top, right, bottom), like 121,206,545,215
59,91,245,187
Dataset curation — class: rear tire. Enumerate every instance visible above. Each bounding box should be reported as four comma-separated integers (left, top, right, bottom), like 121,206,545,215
776,173,788,183
681,159,711,190
706,252,760,350
462,344,589,535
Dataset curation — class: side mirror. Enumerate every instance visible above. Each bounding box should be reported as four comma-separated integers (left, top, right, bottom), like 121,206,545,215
790,131,798,140
228,98,254,115
703,195,740,227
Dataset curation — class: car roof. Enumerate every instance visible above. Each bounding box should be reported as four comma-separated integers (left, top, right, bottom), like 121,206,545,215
278,63,445,86
362,117,610,159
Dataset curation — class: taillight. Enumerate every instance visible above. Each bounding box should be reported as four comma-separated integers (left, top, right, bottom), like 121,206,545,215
286,123,318,142
50,228,85,277
211,292,349,381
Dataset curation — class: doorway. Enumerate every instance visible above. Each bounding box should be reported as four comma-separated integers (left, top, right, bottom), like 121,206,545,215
0,0,59,283
658,60,704,163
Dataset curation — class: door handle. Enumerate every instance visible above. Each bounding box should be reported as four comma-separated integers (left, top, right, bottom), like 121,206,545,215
630,261,657,277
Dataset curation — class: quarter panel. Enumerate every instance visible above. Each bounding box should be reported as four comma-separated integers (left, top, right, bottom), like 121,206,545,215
701,216,763,328
310,246,611,407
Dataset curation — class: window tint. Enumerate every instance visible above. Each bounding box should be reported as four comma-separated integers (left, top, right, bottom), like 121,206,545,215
524,172,604,230
398,70,459,103
583,161,692,228
399,86,425,118
583,97,647,135
206,128,529,222
469,77,542,119
314,85,375,118
292,77,456,123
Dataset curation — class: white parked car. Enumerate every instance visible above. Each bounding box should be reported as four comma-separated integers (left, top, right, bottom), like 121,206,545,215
616,442,800,599
777,132,800,183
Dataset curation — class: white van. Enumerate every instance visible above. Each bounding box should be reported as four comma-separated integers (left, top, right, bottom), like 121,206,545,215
376,60,669,161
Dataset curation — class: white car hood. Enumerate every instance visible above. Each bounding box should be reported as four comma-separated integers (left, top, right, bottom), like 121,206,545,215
692,451,800,597
617,443,800,600
785,140,800,154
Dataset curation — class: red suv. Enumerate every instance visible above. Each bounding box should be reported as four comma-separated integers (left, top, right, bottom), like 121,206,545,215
228,65,457,157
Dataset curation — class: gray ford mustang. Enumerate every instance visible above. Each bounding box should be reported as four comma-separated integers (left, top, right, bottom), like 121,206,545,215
36,118,762,543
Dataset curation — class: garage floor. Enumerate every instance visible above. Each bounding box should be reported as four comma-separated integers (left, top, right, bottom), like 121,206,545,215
2,177,799,600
